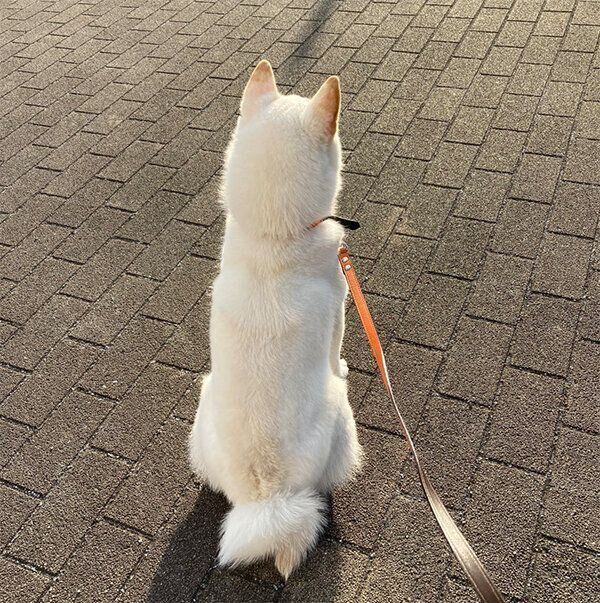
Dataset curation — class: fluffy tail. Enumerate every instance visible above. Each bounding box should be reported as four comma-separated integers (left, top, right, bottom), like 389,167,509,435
218,488,326,579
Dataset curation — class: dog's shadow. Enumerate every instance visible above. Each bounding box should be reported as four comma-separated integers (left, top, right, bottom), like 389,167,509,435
148,489,347,602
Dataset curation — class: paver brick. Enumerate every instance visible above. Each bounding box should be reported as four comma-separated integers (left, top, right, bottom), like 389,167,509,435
526,114,573,155
564,138,600,185
564,343,600,436
0,339,98,426
510,153,562,202
41,521,147,603
467,252,533,324
3,390,112,494
0,294,89,371
398,273,470,349
511,293,579,376
484,367,563,473
79,316,174,400
61,237,144,301
456,461,544,598
491,198,549,258
331,426,406,550
542,427,600,551
358,341,442,434
439,316,513,403
454,170,510,221
9,449,129,573
528,539,600,602
0,418,30,469
429,217,491,279
105,417,191,533
0,558,50,603
476,129,527,173
402,395,488,508
359,496,452,603
531,232,593,298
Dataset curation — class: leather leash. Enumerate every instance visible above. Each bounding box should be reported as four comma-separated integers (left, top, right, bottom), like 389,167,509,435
337,246,505,603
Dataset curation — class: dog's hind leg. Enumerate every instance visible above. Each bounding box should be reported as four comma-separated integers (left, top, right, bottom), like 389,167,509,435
319,405,362,490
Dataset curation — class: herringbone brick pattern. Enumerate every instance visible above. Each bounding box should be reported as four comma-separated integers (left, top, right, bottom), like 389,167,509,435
1,1,599,601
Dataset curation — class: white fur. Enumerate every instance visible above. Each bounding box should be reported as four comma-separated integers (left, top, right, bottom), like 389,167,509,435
189,61,362,579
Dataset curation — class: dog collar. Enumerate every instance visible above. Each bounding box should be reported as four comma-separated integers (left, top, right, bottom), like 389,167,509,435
309,215,360,230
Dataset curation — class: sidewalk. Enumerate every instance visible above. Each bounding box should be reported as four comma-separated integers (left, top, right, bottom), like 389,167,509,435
0,1,599,602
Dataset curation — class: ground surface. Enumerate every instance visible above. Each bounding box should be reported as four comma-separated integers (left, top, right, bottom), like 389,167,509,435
0,0,599,601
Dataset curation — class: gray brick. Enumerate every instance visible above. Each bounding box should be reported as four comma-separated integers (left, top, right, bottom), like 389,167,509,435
358,341,442,434
484,367,563,472
429,217,491,279
564,138,600,185
446,106,494,145
118,191,190,243
539,80,584,116
54,207,130,263
347,202,402,260
491,198,549,258
526,114,573,155
331,426,405,550
565,340,600,434
0,223,70,281
511,294,579,376
508,63,551,96
366,235,433,299
511,154,562,202
402,396,488,508
542,427,599,552
439,316,513,403
0,484,37,549
528,539,600,603
0,294,89,371
9,449,128,573
454,170,510,221
476,129,527,173
157,296,211,371
79,316,174,399
398,274,470,349
70,274,158,345
128,221,205,280
346,133,398,176
457,461,544,598
397,185,457,239
531,232,593,298
468,252,532,324
143,255,216,323
396,119,447,160
61,238,144,301
0,558,50,603
0,338,100,426
3,391,112,494
41,521,147,603
106,417,191,532
360,496,453,603
116,484,224,602
580,271,600,342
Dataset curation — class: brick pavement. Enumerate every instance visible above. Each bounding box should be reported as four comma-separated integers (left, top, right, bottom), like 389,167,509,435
1,0,599,601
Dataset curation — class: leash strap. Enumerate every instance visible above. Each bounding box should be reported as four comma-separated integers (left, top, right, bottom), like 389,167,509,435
338,247,505,603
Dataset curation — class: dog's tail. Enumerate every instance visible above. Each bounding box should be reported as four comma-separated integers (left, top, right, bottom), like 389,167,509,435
218,488,326,579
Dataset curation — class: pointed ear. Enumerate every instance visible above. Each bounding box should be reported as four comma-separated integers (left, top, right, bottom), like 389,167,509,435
307,76,341,141
241,59,278,118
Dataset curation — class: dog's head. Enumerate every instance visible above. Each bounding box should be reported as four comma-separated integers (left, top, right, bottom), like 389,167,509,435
222,60,342,239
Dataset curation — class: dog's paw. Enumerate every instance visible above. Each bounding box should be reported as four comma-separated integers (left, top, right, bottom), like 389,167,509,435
339,358,349,379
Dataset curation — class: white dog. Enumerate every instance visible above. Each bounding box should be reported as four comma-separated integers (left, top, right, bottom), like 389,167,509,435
189,60,362,579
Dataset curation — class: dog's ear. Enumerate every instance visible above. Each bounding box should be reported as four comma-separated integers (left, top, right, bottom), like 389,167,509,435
241,59,278,118
307,76,340,141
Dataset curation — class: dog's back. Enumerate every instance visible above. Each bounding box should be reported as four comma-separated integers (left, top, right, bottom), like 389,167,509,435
189,60,361,578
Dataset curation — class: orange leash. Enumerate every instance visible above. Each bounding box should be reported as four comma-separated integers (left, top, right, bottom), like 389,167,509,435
338,246,505,603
